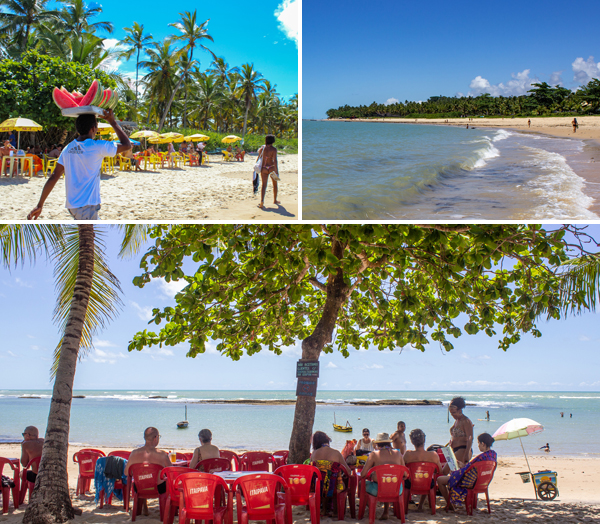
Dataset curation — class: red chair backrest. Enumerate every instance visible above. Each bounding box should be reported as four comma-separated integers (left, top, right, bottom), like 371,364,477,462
275,464,320,505
219,450,240,471
175,452,192,461
272,450,289,468
178,472,229,518
108,450,131,460
233,473,287,518
0,458,18,475
468,461,497,491
407,462,440,491
25,456,41,473
130,463,164,498
197,458,232,474
79,448,106,457
240,452,274,472
160,466,196,502
73,451,103,477
364,464,409,498
435,449,447,465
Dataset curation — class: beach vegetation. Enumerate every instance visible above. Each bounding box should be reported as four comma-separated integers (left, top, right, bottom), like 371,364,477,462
128,224,599,464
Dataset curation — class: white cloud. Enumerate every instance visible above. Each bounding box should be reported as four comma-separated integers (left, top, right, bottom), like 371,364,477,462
468,69,537,97
385,98,399,105
364,364,383,369
98,38,123,72
549,71,563,86
275,0,298,46
145,347,175,360
572,56,600,85
325,362,337,369
579,335,591,342
30,345,43,351
579,381,600,387
15,277,33,288
460,353,491,361
90,348,127,364
153,277,187,300
7,351,16,357
130,300,153,321
95,339,117,348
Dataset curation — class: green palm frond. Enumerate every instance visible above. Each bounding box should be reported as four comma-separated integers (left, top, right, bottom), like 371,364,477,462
0,224,66,268
557,254,600,315
116,224,151,259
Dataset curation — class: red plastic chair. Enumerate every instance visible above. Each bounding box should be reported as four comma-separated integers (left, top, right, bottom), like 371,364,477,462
79,448,106,457
358,464,409,524
275,464,321,524
73,450,103,496
435,448,447,466
128,463,167,522
240,452,275,472
178,472,231,524
405,462,441,515
98,451,132,509
177,452,194,461
312,461,356,521
108,450,131,460
19,456,41,505
160,466,196,524
272,451,289,469
197,457,232,474
232,473,290,524
0,458,20,513
463,461,497,515
220,450,241,472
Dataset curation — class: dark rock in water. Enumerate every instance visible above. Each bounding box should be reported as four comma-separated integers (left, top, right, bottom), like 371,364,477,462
149,395,167,399
73,395,85,399
348,399,443,406
19,396,41,399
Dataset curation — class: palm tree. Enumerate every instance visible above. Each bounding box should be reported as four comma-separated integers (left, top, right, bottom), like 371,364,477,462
0,0,60,54
59,0,113,35
0,224,147,524
207,56,239,86
237,63,266,141
190,71,222,130
120,21,153,112
158,10,216,132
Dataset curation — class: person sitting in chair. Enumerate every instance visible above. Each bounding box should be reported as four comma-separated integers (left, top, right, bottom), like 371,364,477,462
21,426,44,483
189,429,220,469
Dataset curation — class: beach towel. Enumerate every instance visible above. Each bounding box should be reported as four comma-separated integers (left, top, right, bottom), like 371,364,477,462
105,455,126,480
94,456,127,505
448,449,496,507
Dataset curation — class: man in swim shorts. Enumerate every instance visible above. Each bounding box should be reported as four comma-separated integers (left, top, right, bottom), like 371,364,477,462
391,421,406,454
21,426,44,483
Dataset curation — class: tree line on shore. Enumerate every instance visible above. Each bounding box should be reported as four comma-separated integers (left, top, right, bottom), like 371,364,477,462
0,0,297,138
326,80,600,119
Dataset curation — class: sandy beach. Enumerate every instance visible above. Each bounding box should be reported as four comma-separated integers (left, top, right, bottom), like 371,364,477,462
1,443,598,523
0,154,298,221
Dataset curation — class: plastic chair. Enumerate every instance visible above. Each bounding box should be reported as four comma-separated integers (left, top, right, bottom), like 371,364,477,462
178,472,231,524
117,155,132,171
240,452,275,472
44,158,58,177
223,151,234,162
128,463,167,522
358,464,409,524
463,461,497,515
0,457,20,513
19,456,41,505
175,452,193,462
197,457,232,474
232,473,290,524
202,152,210,165
79,448,106,456
405,462,441,515
73,450,104,495
312,461,355,521
272,451,289,469
160,466,196,524
98,451,131,509
275,464,321,524
220,450,240,472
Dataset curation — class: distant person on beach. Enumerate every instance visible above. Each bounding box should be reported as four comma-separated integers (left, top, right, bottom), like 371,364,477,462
404,429,442,510
48,145,62,158
196,141,205,165
179,141,188,154
125,427,171,516
486,411,490,421
8,131,17,148
167,142,175,168
570,413,572,418
447,396,473,467
21,426,44,482
189,428,220,469
355,428,374,454
528,119,531,128
391,421,407,454
572,118,578,133
257,134,280,209
560,412,564,418
360,432,405,520
27,108,130,221
540,443,550,453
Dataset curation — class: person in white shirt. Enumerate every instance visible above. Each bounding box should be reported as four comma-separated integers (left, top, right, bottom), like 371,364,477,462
27,108,131,220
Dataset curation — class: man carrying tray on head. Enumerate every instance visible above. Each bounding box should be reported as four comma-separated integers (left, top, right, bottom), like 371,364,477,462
27,108,131,220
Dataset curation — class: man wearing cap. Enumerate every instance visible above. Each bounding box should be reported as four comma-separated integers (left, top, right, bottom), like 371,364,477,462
360,432,405,519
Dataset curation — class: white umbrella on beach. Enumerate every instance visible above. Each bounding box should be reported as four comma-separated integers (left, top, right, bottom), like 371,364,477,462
493,418,544,499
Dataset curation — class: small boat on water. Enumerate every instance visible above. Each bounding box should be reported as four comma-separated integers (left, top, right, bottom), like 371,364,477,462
176,405,189,429
333,412,352,432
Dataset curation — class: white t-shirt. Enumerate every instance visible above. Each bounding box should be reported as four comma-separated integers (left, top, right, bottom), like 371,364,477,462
57,139,117,209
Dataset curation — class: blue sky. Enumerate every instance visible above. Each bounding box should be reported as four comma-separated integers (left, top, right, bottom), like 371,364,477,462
45,0,298,100
303,0,600,118
1,225,599,392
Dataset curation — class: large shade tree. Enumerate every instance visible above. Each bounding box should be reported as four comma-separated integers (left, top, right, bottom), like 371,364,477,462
0,224,146,523
129,224,599,463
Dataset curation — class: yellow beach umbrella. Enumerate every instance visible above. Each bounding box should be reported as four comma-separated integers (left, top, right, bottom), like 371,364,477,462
0,117,43,149
96,122,113,135
221,135,241,143
148,137,170,144
185,134,210,142
159,132,183,142
130,130,159,139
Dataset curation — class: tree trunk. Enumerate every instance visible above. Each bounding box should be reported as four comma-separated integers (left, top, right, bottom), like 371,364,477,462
242,100,250,141
23,225,96,524
288,241,349,464
135,48,140,113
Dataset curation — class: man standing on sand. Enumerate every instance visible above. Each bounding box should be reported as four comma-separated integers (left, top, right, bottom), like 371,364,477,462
125,427,171,516
360,433,405,520
21,426,44,483
391,421,407,454
528,119,531,128
27,108,131,220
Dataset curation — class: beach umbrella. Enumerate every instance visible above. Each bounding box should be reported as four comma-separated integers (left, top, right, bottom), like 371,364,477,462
221,135,241,143
0,117,43,149
493,418,544,498
184,134,210,142
96,122,113,135
130,130,159,149
159,132,183,142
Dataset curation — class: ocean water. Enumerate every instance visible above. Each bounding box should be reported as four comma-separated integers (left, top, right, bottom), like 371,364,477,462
302,121,599,220
0,390,597,458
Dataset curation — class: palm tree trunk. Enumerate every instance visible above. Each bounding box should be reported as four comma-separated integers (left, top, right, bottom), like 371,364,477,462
242,101,250,141
23,225,96,524
135,48,140,112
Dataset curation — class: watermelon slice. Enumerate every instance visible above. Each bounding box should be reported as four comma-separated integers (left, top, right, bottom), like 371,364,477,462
52,87,80,109
97,90,110,108
79,79,101,106
108,91,119,110
91,82,104,106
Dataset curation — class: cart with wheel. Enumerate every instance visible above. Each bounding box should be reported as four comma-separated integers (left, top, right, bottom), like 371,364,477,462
516,470,559,500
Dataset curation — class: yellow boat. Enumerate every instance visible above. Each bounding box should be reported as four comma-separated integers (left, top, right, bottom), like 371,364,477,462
333,423,353,432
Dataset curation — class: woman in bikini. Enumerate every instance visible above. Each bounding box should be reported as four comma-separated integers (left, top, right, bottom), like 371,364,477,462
447,396,473,467
189,428,220,469
258,134,280,209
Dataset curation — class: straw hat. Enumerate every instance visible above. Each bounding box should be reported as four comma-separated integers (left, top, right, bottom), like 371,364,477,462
373,432,392,444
